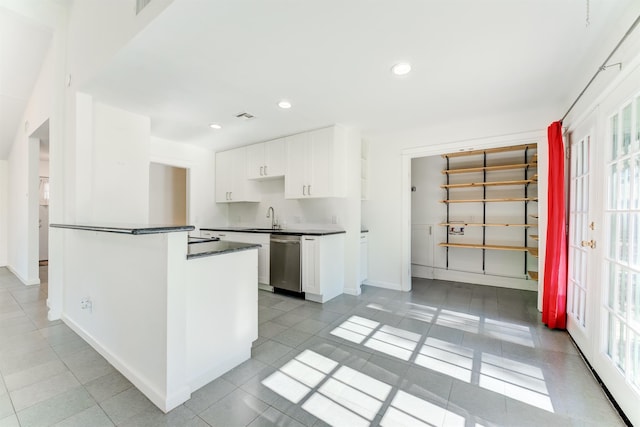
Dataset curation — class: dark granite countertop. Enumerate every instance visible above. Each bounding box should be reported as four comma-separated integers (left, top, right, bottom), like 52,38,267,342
50,223,195,235
187,240,260,259
200,226,346,236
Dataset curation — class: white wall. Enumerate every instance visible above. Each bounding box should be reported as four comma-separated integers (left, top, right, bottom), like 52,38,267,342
150,136,226,230
91,102,150,223
5,39,55,285
0,160,7,266
363,108,551,291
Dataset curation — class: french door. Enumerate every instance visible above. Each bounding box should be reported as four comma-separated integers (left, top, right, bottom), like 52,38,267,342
567,132,597,353
569,92,640,424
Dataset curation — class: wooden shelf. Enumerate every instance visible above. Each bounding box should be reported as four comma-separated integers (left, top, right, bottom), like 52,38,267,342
440,223,535,227
530,234,539,241
441,179,535,189
439,243,530,252
528,271,539,280
442,163,538,175
442,144,537,159
441,197,538,203
531,153,538,163
528,247,539,257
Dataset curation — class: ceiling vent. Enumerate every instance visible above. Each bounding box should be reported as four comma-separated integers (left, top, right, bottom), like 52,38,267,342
136,0,152,15
235,112,255,120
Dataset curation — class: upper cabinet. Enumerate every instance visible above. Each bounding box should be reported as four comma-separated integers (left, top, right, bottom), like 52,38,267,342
285,126,347,199
246,138,286,180
215,147,259,203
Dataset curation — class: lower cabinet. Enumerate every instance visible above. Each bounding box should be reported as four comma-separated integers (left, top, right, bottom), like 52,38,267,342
302,234,345,303
201,231,270,285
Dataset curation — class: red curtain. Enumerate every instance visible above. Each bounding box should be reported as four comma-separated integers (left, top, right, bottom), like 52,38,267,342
542,121,568,329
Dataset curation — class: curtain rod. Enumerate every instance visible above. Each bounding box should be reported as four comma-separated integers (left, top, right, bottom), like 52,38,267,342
561,13,640,123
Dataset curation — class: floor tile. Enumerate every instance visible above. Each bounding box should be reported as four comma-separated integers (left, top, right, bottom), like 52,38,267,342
3,359,68,392
99,387,154,425
291,319,329,335
16,386,96,427
223,359,270,386
198,388,269,427
0,346,59,377
259,321,290,339
0,414,19,427
10,370,79,412
117,404,197,427
247,406,306,427
184,376,237,414
272,329,313,348
0,393,13,420
252,340,295,365
51,405,114,427
84,370,133,402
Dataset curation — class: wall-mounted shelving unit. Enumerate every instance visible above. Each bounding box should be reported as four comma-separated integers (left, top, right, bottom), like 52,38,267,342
438,143,539,279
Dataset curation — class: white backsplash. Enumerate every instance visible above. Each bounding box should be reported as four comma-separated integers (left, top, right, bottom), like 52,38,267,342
227,179,347,230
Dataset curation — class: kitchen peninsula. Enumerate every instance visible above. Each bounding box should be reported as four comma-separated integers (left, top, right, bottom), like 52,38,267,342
49,223,259,413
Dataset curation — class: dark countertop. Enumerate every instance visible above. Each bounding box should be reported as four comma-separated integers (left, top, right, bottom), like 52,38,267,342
200,227,346,236
187,240,260,259
50,223,195,235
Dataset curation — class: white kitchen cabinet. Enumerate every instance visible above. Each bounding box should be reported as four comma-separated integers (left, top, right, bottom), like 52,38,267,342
302,233,345,303
246,138,286,180
215,147,259,203
359,232,368,284
285,126,347,199
202,231,270,285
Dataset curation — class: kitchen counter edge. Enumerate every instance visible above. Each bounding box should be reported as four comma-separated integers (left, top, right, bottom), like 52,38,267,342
200,227,346,236
50,224,195,235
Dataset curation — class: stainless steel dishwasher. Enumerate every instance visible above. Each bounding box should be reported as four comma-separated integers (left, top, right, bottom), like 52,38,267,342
270,234,301,293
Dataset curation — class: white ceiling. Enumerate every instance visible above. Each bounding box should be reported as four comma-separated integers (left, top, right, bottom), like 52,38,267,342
83,0,638,151
2,1,638,157
0,6,52,158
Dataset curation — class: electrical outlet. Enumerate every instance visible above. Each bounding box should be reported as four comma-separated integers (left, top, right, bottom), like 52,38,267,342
80,297,92,313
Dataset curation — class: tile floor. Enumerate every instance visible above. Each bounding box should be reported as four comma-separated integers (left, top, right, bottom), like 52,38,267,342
0,266,626,426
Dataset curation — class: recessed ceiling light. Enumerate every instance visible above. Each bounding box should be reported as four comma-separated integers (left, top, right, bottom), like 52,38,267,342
278,100,292,109
209,123,222,129
391,62,412,76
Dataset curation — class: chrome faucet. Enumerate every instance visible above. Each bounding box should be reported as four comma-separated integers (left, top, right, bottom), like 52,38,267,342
266,206,277,229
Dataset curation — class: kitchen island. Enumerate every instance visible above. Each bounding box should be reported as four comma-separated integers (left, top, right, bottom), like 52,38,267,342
49,223,259,412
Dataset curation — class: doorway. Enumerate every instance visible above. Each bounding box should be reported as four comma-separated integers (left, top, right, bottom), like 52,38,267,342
149,163,188,225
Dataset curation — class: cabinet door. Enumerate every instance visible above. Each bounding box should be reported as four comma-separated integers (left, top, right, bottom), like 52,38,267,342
307,127,333,198
229,147,259,202
301,236,320,294
264,138,285,177
215,150,233,202
246,143,266,180
285,133,310,198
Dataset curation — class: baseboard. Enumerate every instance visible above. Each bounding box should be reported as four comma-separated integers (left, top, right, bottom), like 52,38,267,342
7,265,40,286
62,314,187,413
362,280,402,291
432,268,537,291
411,264,434,279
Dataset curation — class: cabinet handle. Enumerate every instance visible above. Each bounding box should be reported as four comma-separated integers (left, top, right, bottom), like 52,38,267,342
260,166,264,176
305,238,315,241
264,165,268,175
219,234,226,237
308,185,311,196
229,192,232,200
303,185,307,196
225,192,229,200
